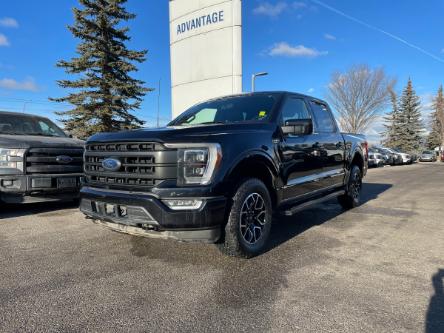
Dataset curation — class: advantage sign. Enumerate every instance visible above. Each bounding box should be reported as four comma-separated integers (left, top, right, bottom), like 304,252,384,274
169,0,242,118
176,11,225,35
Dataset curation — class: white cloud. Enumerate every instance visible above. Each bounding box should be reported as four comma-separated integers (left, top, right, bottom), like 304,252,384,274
253,2,288,17
269,42,328,57
307,88,315,93
0,17,18,28
0,77,39,92
324,33,336,40
0,34,10,47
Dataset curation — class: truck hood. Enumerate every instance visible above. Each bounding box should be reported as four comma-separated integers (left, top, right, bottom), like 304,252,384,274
0,134,84,149
88,123,275,143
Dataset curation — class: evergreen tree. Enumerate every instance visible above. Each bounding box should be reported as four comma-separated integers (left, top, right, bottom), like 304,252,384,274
427,85,444,151
396,79,423,152
381,88,402,147
51,0,150,138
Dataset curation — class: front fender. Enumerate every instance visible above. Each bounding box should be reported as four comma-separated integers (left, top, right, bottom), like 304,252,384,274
223,149,279,183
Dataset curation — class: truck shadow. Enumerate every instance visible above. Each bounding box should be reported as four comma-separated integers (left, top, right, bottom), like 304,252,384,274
425,269,444,333
0,201,78,219
129,182,391,260
266,182,392,253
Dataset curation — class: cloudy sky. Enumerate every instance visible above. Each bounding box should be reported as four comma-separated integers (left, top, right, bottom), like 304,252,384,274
1,0,443,141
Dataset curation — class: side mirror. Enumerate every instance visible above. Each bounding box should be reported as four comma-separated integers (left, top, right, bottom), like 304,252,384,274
281,119,313,136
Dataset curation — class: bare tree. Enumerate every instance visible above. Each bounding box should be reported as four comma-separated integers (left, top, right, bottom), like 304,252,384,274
327,65,396,134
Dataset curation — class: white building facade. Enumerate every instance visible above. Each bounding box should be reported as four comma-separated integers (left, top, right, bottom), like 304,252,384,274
169,0,242,118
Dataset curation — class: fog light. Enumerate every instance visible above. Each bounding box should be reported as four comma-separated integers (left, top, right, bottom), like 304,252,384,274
163,199,203,210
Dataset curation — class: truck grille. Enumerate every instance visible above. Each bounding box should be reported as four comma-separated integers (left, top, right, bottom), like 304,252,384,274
26,148,84,174
84,142,177,190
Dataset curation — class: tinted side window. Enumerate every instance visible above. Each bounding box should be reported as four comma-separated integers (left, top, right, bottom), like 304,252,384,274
280,97,311,124
310,101,336,133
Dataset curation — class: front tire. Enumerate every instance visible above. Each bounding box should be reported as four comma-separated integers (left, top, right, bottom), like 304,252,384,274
338,165,362,210
217,178,273,258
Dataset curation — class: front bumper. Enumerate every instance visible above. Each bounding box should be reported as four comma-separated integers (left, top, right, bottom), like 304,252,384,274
0,173,82,203
80,187,227,243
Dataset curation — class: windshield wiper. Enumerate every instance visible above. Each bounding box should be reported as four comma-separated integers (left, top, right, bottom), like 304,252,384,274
197,121,226,125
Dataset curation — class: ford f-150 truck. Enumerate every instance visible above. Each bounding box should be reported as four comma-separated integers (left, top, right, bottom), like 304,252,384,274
0,111,84,204
80,92,368,257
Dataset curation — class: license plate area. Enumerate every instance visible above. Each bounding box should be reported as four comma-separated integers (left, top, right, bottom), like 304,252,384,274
93,202,128,218
57,177,78,189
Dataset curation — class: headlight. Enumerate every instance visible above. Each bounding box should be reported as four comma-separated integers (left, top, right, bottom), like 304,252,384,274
165,143,222,185
0,148,26,173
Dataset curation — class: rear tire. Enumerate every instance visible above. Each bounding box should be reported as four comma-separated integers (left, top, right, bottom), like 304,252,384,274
338,165,362,210
217,178,273,258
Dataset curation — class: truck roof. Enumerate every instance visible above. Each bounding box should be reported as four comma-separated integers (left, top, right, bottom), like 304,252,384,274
204,91,328,105
0,110,49,120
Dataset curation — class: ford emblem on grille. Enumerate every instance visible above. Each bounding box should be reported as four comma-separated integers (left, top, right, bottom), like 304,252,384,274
102,158,121,172
56,155,74,164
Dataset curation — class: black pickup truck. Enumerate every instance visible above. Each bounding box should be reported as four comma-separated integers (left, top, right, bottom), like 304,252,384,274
0,111,84,204
80,92,368,257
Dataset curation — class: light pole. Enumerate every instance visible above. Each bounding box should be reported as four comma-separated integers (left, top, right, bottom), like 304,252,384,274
251,72,268,92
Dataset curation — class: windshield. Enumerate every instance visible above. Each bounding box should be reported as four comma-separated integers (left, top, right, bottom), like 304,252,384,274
0,114,66,137
422,151,433,154
169,94,277,126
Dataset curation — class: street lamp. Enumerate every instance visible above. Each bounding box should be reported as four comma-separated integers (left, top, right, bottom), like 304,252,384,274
251,72,268,92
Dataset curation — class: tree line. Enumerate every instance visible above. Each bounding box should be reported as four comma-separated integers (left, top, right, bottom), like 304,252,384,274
327,65,444,153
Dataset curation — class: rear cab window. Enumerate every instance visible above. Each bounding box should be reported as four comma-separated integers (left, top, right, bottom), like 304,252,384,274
309,100,337,133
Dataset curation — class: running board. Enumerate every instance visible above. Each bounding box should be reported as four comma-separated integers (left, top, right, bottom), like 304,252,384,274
281,190,346,216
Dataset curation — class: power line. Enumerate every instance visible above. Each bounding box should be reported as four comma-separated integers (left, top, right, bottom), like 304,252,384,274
310,0,444,64
0,97,73,108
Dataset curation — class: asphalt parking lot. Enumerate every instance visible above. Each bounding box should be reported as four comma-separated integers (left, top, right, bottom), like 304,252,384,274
1,163,443,332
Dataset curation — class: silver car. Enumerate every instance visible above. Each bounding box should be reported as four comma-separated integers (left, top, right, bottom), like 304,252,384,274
419,150,437,162
368,153,385,168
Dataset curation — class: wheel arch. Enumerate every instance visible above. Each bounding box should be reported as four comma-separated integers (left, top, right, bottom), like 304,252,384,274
344,149,365,184
224,152,278,208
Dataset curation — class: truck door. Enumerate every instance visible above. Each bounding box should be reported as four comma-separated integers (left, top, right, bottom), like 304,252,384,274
308,100,345,190
277,96,324,201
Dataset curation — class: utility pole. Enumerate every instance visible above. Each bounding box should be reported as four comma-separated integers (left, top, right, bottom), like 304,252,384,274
157,79,161,127
22,101,28,113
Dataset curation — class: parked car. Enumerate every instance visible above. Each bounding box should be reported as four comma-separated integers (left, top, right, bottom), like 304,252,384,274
0,111,84,204
392,149,412,164
419,150,437,162
369,147,392,165
368,153,385,168
80,92,368,258
378,147,403,165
